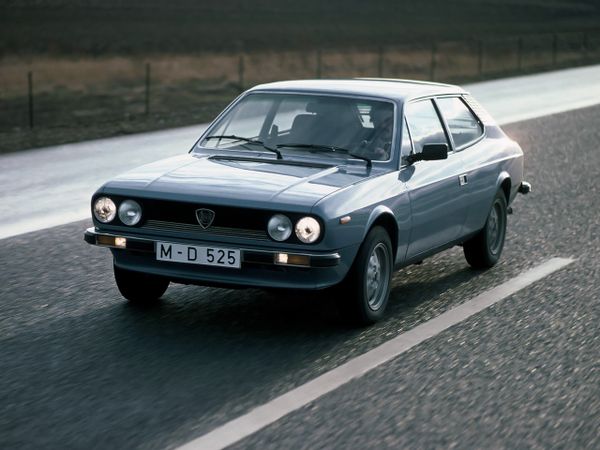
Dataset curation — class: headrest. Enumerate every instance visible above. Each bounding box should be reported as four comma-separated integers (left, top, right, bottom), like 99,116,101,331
306,100,349,114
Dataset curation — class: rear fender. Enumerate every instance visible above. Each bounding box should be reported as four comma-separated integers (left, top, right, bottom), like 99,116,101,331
496,171,513,204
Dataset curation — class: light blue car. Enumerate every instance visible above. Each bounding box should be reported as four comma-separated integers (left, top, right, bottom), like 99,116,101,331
85,79,530,324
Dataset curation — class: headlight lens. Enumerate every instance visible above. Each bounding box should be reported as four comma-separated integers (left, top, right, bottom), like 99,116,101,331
268,214,293,241
118,200,142,226
295,217,321,243
93,197,116,223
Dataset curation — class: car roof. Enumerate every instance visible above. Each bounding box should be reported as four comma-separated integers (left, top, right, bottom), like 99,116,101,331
248,78,465,102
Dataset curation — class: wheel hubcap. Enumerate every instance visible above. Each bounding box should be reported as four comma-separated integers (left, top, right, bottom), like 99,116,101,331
365,243,390,311
487,201,505,255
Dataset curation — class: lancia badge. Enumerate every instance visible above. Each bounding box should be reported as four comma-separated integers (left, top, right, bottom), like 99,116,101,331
195,208,215,229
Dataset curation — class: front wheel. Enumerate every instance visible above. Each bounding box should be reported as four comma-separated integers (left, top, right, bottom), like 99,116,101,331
463,190,507,269
338,226,393,325
114,264,170,304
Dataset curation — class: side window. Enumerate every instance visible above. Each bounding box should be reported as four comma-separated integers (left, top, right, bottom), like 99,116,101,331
404,99,449,154
436,97,483,148
356,103,374,128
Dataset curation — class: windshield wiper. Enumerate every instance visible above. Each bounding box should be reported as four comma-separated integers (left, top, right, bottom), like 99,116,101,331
203,135,282,159
276,143,371,168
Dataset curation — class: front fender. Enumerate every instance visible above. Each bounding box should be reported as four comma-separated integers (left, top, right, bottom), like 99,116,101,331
363,205,410,266
363,205,395,240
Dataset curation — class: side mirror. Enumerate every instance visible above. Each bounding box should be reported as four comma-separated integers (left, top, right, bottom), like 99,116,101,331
406,143,448,164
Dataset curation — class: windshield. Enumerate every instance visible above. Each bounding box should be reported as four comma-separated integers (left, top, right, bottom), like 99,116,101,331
198,93,395,162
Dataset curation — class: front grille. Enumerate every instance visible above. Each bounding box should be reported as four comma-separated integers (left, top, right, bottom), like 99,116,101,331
94,196,322,244
142,220,269,241
142,199,270,230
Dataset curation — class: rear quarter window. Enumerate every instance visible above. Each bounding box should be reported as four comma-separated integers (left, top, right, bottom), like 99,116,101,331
436,97,483,148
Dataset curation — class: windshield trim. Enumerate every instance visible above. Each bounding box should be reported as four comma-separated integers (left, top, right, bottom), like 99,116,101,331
192,90,399,167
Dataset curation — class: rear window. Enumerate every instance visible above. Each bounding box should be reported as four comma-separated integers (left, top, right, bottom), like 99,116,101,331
436,97,483,148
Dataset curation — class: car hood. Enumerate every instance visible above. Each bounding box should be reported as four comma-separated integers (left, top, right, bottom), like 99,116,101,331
102,153,383,211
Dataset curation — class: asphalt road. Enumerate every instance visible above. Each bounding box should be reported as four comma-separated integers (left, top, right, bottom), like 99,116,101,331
1,105,599,449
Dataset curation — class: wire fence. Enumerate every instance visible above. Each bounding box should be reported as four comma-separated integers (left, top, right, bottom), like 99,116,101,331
1,30,599,141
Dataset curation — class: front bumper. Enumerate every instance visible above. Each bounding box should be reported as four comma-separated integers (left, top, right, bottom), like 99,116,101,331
84,227,353,290
518,181,532,194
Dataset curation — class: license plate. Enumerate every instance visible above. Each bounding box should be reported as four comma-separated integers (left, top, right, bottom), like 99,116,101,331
156,242,241,269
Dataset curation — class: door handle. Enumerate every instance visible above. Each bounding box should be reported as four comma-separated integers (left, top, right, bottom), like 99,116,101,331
459,174,468,186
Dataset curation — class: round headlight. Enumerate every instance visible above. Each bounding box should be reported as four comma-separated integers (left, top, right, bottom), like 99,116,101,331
93,197,116,223
295,217,321,244
268,214,292,241
118,200,142,226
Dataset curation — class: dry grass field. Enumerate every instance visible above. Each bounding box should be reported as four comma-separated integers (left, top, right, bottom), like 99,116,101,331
1,1,599,152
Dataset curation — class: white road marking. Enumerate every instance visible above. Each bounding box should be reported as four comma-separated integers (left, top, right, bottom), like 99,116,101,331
176,257,575,450
1,64,600,240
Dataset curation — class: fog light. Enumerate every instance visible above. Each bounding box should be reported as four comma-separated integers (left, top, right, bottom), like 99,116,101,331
93,197,116,223
115,237,127,248
275,253,289,264
274,253,310,266
295,217,321,243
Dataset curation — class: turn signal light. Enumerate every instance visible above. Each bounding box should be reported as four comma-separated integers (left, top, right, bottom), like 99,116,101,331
275,253,288,264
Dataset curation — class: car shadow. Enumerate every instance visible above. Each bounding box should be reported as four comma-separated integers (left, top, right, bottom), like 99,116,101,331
128,254,484,336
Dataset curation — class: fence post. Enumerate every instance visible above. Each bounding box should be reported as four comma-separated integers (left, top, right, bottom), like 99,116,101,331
316,49,322,79
238,55,245,90
144,63,151,116
430,43,436,81
517,37,523,71
552,34,558,66
377,46,384,77
477,40,484,78
27,71,34,129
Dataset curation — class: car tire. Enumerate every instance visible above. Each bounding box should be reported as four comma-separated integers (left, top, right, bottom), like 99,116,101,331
113,264,169,303
338,226,393,325
463,190,508,269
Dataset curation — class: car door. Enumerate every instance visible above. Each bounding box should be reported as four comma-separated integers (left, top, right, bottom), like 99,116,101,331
435,96,491,237
401,98,470,259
